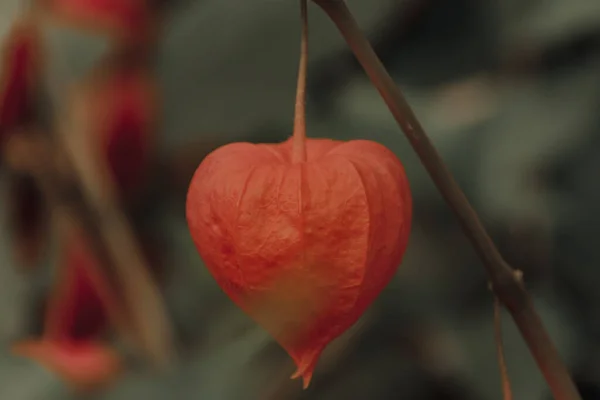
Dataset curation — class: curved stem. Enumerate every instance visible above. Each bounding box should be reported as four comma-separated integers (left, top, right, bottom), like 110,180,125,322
292,0,309,164
312,1,580,399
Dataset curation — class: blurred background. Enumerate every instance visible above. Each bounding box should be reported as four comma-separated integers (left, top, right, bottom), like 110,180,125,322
1,0,600,398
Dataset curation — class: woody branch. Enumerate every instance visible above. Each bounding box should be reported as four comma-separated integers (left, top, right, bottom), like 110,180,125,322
311,0,580,399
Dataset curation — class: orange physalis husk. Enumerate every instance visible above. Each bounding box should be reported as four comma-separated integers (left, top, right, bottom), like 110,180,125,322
186,138,413,388
12,234,124,391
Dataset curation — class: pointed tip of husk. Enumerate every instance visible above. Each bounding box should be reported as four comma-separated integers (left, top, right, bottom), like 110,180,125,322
11,340,121,391
288,346,323,389
290,365,313,389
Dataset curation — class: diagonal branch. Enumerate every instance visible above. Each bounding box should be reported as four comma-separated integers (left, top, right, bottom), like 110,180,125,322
494,294,513,400
312,1,580,399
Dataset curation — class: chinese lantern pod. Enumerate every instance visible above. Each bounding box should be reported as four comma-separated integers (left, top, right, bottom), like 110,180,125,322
186,137,412,387
13,235,122,390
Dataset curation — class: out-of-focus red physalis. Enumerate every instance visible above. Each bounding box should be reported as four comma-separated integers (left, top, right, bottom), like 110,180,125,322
43,0,155,48
89,66,157,203
12,233,123,391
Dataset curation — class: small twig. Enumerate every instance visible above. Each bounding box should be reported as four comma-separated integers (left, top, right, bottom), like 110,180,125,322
494,294,513,400
312,1,580,399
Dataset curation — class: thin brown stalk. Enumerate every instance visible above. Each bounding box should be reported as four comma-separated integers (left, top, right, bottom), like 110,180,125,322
292,0,309,164
312,1,580,399
494,296,513,400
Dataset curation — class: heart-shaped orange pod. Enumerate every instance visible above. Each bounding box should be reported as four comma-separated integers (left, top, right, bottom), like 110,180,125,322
186,1,412,388
187,139,412,386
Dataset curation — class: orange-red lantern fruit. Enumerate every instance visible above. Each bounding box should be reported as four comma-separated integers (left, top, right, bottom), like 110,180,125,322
186,137,412,388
